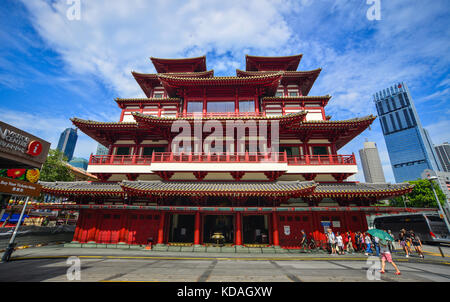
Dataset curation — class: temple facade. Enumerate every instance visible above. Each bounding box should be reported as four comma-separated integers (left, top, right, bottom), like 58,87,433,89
40,54,415,248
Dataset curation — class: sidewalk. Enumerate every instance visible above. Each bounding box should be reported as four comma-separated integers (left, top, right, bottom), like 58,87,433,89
6,244,450,265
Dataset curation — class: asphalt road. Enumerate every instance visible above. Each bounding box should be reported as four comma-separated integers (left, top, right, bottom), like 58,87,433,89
0,255,449,282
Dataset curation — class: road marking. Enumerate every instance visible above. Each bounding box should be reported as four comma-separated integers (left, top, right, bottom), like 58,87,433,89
269,260,302,282
196,259,217,282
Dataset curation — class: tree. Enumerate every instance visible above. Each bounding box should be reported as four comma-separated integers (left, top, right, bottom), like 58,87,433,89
390,179,447,208
39,149,75,182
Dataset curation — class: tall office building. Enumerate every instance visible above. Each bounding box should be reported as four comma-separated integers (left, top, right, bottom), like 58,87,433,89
96,143,109,156
435,142,450,172
57,128,78,161
359,141,386,183
373,82,442,183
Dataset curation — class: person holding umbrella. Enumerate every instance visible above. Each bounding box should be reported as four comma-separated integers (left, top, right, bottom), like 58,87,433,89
367,229,401,276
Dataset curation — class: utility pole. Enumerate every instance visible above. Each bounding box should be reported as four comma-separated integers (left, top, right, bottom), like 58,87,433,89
1,197,29,262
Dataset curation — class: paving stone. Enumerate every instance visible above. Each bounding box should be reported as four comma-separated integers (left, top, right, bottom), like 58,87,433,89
81,243,97,248
206,247,221,253
106,244,117,249
180,246,194,252
221,247,236,253
248,248,262,253
168,246,181,252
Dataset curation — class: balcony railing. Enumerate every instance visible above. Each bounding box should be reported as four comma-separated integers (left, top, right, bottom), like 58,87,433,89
179,112,267,118
89,153,356,166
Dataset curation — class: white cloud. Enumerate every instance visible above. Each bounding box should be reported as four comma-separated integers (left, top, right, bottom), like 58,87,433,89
20,0,299,97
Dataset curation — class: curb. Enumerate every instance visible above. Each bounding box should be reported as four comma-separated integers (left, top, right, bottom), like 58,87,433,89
6,253,450,266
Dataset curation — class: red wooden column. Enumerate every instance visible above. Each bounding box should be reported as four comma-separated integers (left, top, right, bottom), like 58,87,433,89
272,211,280,247
235,212,242,246
72,209,85,242
93,212,104,243
118,212,129,244
194,211,201,245
157,212,166,244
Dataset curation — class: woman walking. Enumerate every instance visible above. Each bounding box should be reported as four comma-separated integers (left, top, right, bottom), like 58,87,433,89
398,229,410,258
410,230,424,258
379,239,401,275
346,231,354,254
326,228,337,255
336,232,344,255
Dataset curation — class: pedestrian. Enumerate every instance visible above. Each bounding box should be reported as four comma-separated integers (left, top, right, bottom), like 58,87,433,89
326,228,337,254
336,232,344,255
355,231,362,252
346,231,354,254
364,233,373,256
387,230,394,252
410,230,424,258
300,230,308,251
373,235,380,256
398,229,409,258
379,239,401,275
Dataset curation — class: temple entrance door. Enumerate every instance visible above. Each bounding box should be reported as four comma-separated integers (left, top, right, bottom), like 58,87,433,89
243,215,269,245
203,215,234,245
168,214,195,243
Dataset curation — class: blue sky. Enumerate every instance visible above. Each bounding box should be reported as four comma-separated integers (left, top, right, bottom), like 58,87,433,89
1,0,449,183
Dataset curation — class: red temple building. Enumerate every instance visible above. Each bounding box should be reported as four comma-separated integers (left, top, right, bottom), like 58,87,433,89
39,54,417,249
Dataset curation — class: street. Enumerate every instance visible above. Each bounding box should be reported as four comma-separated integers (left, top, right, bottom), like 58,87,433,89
0,244,449,282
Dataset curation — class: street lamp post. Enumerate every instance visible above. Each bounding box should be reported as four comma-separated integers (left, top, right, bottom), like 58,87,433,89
427,176,450,233
1,196,30,262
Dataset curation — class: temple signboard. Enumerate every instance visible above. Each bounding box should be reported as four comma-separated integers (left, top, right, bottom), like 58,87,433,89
0,176,42,197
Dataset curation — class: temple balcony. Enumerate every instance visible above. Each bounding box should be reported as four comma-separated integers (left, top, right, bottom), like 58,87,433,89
87,153,357,178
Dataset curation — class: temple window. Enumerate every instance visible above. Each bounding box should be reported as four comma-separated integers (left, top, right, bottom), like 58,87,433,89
142,146,165,156
311,146,328,155
238,100,255,112
275,91,283,97
207,101,235,113
116,146,131,155
187,101,203,113
288,91,299,97
153,93,164,98
280,146,300,157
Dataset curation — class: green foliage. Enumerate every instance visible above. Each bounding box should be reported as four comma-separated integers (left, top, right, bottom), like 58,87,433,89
39,149,75,182
390,179,446,208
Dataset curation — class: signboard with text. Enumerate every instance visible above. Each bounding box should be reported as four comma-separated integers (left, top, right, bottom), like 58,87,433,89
0,121,50,169
0,176,42,197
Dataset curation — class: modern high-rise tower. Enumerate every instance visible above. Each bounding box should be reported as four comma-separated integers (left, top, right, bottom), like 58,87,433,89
359,141,386,183
435,142,450,172
56,128,78,161
373,82,442,183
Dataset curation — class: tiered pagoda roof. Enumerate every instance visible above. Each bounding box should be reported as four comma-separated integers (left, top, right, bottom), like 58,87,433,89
237,68,322,96
40,180,413,201
245,54,303,71
150,56,207,73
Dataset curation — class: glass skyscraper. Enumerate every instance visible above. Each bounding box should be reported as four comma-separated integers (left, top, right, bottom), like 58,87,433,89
373,82,442,183
57,128,78,161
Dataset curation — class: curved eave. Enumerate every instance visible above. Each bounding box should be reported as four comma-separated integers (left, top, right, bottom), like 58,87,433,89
150,56,207,73
132,111,307,128
290,115,376,150
245,54,303,71
121,180,316,197
158,72,283,98
71,118,139,146
262,95,332,106
311,183,414,199
115,97,181,109
40,182,124,197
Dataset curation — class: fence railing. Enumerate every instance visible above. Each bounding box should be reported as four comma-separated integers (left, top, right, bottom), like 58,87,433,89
89,153,356,166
